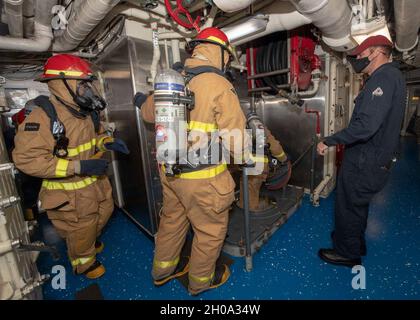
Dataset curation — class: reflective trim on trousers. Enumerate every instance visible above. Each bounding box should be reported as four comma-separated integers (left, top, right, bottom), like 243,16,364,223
153,256,179,269
71,256,95,267
189,272,215,284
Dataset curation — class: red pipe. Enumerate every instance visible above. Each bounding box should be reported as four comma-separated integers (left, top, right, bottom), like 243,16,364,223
305,105,321,136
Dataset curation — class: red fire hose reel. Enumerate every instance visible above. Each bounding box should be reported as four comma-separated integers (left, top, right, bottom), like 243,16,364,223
290,29,320,91
164,0,202,31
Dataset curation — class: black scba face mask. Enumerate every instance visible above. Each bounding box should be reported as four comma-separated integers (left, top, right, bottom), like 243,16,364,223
62,78,107,112
75,80,107,111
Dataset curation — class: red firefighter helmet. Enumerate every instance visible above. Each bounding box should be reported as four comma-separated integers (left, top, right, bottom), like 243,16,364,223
36,54,94,82
187,27,235,58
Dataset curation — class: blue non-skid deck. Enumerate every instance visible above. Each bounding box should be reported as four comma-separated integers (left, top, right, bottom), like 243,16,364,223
37,137,420,300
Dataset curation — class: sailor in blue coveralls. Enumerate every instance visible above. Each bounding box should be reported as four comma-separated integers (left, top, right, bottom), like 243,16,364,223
317,35,406,267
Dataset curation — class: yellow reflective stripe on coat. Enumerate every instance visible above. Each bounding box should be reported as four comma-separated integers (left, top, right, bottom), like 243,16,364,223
42,177,97,190
189,272,215,284
67,138,97,157
55,159,69,177
153,256,179,269
177,163,227,179
97,136,113,152
188,121,218,133
71,256,95,266
45,69,84,77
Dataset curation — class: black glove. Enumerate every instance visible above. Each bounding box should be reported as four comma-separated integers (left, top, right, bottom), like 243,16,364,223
133,92,148,109
79,159,109,176
104,138,130,154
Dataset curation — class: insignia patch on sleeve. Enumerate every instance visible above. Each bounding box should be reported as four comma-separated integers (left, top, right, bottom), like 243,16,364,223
24,122,40,131
372,87,383,97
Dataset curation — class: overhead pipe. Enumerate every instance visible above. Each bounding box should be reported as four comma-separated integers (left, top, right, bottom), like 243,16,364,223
213,0,258,13
393,0,420,53
289,0,355,51
53,0,121,51
0,0,56,52
4,0,23,38
225,0,355,51
22,0,34,17
22,0,35,37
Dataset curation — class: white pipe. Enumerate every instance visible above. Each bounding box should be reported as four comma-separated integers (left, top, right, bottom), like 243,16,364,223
125,0,168,16
150,22,161,83
230,62,248,72
213,0,257,13
121,7,189,36
0,0,56,52
4,0,23,38
312,174,331,206
0,22,52,51
171,39,181,63
53,0,120,51
164,39,170,68
202,5,218,29
298,69,321,97
289,0,355,52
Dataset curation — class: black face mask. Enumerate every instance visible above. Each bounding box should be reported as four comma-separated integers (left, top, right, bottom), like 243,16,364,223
75,81,107,111
347,56,371,73
62,78,107,112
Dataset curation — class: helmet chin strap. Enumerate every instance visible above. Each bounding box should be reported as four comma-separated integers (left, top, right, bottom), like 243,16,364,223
54,94,88,119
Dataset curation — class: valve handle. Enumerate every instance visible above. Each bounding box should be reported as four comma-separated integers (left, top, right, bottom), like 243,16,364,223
164,0,201,31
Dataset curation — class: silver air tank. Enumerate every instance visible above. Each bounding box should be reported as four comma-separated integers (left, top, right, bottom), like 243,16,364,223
153,69,188,176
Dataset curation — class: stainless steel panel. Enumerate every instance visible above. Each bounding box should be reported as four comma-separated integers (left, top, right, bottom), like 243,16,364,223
238,74,327,190
97,37,167,235
256,89,326,190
